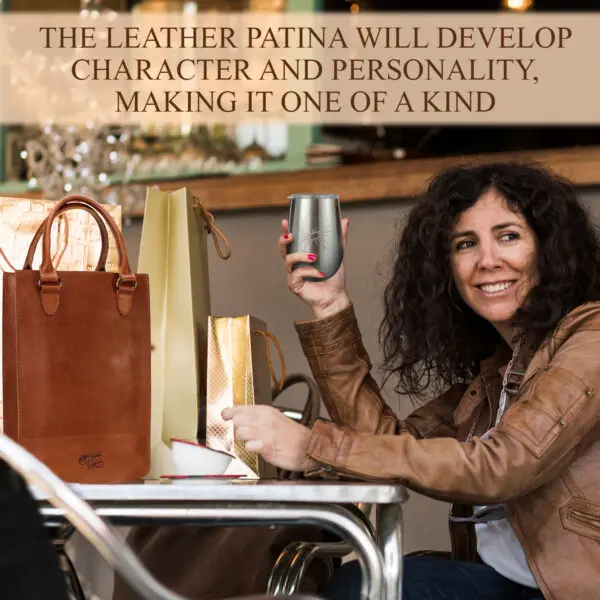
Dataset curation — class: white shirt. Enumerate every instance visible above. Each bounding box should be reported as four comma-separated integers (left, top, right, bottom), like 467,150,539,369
474,508,539,588
473,430,539,589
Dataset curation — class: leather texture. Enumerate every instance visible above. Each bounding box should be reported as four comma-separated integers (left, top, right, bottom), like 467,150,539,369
296,302,600,600
3,194,151,483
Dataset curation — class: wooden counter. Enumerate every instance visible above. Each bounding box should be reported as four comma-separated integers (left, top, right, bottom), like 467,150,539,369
4,145,600,213
186,145,600,212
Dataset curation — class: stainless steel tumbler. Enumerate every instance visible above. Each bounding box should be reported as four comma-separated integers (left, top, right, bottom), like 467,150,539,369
287,193,343,281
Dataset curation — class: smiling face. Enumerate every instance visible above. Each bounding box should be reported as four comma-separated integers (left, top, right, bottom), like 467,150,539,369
449,188,538,344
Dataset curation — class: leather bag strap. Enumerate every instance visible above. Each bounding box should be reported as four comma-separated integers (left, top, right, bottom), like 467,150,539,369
38,194,136,317
23,202,110,272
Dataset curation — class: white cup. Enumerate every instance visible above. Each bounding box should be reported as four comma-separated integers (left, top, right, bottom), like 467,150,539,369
170,439,233,476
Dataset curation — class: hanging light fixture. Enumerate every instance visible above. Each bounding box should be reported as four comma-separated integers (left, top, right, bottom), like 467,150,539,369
502,0,534,11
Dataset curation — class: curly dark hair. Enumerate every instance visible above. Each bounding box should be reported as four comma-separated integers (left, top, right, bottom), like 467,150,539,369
379,161,600,401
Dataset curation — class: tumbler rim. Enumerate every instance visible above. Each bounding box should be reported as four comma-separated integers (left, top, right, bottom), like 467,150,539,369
287,193,339,201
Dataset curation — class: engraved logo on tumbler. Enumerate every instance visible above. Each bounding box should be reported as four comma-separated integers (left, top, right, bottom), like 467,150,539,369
79,452,104,470
299,226,333,253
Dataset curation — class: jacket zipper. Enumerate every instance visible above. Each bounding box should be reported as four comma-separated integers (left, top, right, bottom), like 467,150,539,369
569,509,600,531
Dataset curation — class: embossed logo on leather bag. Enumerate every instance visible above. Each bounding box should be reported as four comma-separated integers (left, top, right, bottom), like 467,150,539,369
79,452,104,470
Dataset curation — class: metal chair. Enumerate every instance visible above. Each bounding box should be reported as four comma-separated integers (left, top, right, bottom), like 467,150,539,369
0,433,326,600
272,373,321,427
271,374,322,484
266,503,376,597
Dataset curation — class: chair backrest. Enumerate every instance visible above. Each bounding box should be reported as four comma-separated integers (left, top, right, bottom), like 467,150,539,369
0,433,189,600
0,434,330,600
272,373,321,428
272,374,321,481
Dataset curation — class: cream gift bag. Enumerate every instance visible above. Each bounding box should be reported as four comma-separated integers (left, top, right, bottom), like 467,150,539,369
205,315,284,479
0,197,121,433
138,187,230,478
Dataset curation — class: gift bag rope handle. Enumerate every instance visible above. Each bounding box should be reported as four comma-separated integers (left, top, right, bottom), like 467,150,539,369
23,202,110,272
38,194,136,317
193,196,231,260
254,330,286,392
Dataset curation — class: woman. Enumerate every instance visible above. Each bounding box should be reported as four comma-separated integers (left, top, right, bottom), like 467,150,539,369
223,162,600,600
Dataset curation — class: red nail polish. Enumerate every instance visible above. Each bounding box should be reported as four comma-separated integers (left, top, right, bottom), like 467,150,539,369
308,253,316,261
320,272,326,277
283,234,289,239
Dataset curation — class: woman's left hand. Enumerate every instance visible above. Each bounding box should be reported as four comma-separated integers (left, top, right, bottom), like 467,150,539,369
222,405,319,472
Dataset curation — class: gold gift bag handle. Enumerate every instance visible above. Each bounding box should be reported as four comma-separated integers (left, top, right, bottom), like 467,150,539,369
193,196,231,260
254,330,286,392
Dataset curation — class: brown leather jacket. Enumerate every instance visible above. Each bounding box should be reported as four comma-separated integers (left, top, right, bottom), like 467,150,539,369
296,302,600,600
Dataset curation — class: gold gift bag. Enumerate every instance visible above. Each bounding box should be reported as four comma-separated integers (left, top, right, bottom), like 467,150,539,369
138,187,230,478
205,315,284,479
0,197,121,433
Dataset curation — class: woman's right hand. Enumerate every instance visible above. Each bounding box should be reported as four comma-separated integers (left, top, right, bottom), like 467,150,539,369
279,217,351,320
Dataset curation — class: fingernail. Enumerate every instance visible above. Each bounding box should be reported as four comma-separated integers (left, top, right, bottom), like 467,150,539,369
283,234,290,239
308,253,316,261
320,272,326,277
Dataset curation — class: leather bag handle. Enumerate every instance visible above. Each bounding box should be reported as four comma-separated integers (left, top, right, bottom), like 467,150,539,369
23,202,110,272
38,194,136,317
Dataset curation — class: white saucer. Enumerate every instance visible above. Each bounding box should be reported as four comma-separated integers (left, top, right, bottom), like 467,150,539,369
160,474,247,485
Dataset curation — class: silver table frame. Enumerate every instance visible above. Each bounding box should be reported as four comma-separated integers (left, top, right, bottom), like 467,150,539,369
37,481,408,600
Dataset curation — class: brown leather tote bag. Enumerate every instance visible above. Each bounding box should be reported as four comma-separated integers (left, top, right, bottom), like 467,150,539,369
2,194,151,483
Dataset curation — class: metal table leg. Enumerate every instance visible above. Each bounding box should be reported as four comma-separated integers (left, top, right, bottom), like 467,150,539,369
41,503,386,600
376,503,404,600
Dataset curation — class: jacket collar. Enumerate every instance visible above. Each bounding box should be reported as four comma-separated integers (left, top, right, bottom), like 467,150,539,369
454,343,512,427
454,337,538,427
480,343,512,381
